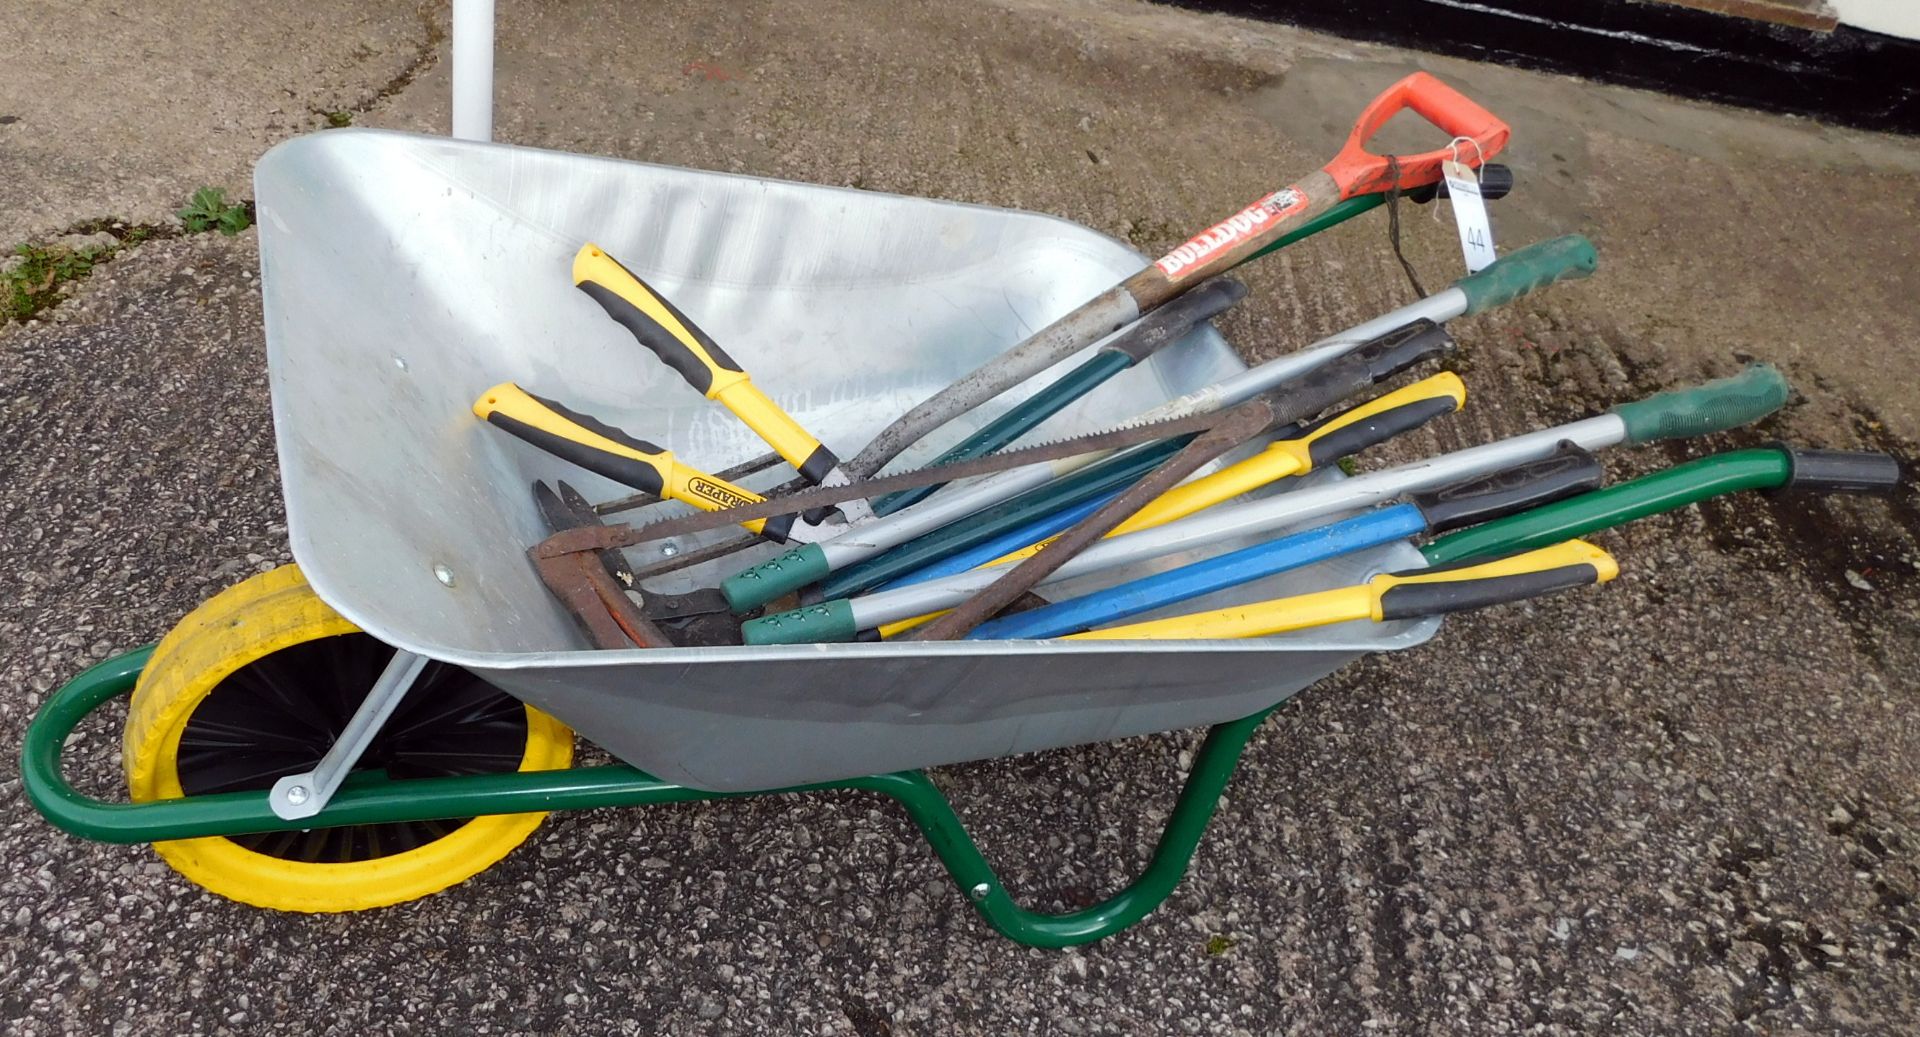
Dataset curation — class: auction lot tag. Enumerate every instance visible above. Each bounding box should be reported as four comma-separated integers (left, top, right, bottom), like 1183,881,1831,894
1442,159,1496,273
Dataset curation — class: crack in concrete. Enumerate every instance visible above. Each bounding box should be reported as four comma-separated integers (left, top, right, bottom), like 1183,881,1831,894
7,4,436,325
3,215,220,325
314,1,446,125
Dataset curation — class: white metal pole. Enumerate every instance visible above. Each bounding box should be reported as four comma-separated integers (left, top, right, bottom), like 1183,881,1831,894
451,0,496,142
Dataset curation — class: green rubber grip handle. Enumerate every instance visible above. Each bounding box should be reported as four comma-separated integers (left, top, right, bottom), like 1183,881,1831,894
1455,235,1598,316
1609,363,1790,445
723,542,832,612
741,599,859,646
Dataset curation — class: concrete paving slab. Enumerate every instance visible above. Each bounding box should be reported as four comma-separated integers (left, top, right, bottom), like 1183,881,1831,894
363,0,1920,441
0,0,443,244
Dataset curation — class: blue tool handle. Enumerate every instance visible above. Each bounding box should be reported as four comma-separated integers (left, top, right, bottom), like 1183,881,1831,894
968,503,1428,640
877,491,1122,589
820,438,1187,600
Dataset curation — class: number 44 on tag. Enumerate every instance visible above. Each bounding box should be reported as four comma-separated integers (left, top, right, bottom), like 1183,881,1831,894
1442,159,1496,274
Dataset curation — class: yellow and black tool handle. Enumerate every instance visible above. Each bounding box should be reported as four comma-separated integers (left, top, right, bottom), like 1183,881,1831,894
572,244,844,486
474,382,778,538
1071,539,1613,641
1373,540,1615,621
1289,372,1466,472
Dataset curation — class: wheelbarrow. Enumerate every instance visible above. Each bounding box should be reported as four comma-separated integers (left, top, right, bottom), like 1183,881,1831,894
19,125,1450,945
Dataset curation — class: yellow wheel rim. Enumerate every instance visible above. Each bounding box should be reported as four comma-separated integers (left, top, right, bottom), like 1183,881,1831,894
125,564,573,912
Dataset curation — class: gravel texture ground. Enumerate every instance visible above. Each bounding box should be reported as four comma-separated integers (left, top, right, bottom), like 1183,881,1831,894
3,2,1918,1034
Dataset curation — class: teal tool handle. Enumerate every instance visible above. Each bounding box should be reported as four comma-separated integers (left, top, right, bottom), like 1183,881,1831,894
871,353,1130,516
1609,363,1790,445
723,542,833,612
822,438,1187,600
1456,235,1598,315
743,599,860,646
872,276,1247,516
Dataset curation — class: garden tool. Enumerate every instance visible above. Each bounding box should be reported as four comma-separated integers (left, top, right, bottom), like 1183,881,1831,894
971,443,1603,639
845,71,1510,481
574,243,872,526
874,371,1469,639
531,481,747,648
474,382,819,543
871,276,1251,515
722,235,1595,608
802,321,1454,605
1068,540,1617,641
738,365,1789,642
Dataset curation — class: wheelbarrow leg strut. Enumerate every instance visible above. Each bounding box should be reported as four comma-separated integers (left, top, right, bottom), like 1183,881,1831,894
268,648,429,820
22,647,1273,947
843,706,1274,948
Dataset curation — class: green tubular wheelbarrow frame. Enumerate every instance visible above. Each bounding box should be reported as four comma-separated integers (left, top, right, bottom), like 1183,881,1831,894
19,445,1891,947
25,646,1273,949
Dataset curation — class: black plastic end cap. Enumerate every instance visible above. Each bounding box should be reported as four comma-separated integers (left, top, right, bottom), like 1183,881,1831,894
1775,446,1903,495
1406,163,1515,204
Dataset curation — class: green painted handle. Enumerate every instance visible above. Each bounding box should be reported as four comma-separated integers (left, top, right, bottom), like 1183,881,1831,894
1610,363,1790,445
1242,194,1383,267
722,542,832,612
741,599,859,645
1456,235,1598,315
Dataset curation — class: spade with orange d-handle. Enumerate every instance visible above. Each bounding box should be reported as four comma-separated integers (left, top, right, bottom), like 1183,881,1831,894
572,244,872,526
847,70,1511,481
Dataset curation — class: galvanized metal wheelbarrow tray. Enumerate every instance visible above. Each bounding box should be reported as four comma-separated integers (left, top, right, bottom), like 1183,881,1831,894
255,128,1437,790
23,129,1438,946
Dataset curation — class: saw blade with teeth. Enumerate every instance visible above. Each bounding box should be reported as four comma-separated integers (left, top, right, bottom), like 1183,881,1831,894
533,405,1240,555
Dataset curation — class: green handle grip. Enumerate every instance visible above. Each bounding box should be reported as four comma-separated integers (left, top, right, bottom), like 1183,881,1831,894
740,599,860,646
1609,363,1790,445
723,543,833,612
1455,235,1598,316
1243,194,1383,267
